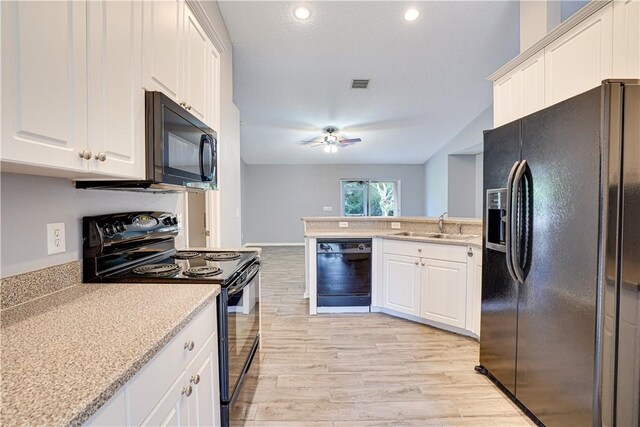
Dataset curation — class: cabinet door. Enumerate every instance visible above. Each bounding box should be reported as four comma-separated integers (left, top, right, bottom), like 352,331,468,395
87,0,145,179
207,41,221,130
517,50,545,118
141,372,190,427
186,334,220,427
1,1,88,172
84,387,126,427
421,259,467,329
382,253,421,317
544,4,613,106
142,0,183,101
182,5,209,123
493,72,520,127
613,0,640,78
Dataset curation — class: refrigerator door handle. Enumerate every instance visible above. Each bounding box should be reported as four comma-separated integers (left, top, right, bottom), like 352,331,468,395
511,160,528,284
505,161,520,283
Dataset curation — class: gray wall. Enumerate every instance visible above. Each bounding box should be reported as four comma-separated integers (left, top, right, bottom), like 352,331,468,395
0,173,183,277
475,153,484,218
242,164,425,243
424,105,492,217
561,0,589,21
447,155,477,217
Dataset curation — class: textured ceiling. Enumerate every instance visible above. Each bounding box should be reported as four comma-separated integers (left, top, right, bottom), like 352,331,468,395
218,1,519,164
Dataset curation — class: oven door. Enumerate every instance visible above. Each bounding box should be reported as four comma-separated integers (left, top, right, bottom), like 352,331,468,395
219,262,260,404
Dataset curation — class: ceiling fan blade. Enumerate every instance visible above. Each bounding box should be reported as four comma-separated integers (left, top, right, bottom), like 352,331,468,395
308,143,324,148
300,139,323,145
339,138,362,144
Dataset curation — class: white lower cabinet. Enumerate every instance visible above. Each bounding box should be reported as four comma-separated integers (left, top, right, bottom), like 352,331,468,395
420,258,467,329
382,253,421,317
380,240,480,337
83,302,220,427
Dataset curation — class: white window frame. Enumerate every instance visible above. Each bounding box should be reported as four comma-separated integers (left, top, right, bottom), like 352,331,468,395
340,179,401,217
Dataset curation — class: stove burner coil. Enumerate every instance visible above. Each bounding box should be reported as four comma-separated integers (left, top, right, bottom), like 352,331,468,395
204,252,242,261
132,264,181,277
171,251,201,259
183,266,223,278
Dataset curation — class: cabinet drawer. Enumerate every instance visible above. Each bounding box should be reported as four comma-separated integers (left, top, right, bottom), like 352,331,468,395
383,239,467,263
128,301,216,425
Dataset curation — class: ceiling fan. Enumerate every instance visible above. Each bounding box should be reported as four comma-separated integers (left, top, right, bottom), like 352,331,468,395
301,127,362,153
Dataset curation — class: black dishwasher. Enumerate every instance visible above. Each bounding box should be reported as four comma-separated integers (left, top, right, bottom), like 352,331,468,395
317,239,372,307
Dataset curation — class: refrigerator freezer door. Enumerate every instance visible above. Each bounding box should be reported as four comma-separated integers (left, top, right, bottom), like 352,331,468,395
480,120,521,395
517,86,602,426
616,82,640,427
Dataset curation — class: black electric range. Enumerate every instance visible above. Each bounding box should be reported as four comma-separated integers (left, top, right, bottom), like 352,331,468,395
82,212,260,426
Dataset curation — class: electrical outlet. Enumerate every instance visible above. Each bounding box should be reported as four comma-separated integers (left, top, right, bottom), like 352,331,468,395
323,206,333,212
47,223,66,255
391,222,401,229
176,214,183,233
339,221,349,228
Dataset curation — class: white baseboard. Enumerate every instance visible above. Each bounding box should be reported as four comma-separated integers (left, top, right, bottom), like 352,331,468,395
373,306,479,340
316,306,371,314
243,242,305,247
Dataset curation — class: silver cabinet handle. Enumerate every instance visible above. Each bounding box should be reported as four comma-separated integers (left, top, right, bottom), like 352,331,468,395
182,385,192,397
414,261,419,265
79,149,92,160
184,340,195,351
190,374,200,384
418,248,422,252
186,105,192,110
421,262,425,266
467,248,473,257
179,101,187,107
94,152,107,162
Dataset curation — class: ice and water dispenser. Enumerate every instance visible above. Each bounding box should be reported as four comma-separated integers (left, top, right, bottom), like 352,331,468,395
486,188,507,252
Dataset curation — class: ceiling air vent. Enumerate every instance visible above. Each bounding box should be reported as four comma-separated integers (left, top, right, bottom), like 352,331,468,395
351,79,370,89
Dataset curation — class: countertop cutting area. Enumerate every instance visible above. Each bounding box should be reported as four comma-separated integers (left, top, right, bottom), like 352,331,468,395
1,282,220,426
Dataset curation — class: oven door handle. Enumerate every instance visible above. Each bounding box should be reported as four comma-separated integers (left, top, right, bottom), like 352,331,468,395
227,263,260,296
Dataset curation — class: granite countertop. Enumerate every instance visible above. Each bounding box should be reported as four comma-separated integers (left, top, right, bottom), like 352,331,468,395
1,282,221,427
305,230,483,248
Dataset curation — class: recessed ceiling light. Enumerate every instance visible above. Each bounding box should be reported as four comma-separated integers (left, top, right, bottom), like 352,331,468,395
294,6,311,20
404,8,419,22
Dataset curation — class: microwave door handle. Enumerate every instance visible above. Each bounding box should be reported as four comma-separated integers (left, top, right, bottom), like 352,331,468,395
210,137,217,182
199,135,208,181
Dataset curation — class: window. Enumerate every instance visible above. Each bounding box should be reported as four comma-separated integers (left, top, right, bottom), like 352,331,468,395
340,180,400,217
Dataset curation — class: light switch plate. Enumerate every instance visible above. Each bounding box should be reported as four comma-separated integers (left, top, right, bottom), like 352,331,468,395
47,222,66,255
339,221,349,228
391,222,401,229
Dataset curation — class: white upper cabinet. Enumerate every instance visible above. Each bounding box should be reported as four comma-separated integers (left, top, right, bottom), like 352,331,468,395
142,0,219,129
1,1,88,173
491,1,640,127
544,4,613,106
207,43,222,131
182,6,209,123
613,0,640,77
87,0,144,179
493,50,545,127
142,0,183,101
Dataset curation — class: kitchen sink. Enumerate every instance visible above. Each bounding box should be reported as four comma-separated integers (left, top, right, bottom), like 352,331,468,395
391,231,478,240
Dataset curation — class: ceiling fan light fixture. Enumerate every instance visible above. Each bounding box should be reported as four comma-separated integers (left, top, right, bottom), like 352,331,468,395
325,135,338,144
294,6,311,20
323,145,331,153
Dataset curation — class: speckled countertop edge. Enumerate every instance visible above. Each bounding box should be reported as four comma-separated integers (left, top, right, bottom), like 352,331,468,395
305,230,483,249
1,283,221,427
302,216,483,224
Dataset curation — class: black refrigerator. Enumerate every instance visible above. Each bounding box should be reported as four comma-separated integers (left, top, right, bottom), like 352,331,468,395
478,80,640,427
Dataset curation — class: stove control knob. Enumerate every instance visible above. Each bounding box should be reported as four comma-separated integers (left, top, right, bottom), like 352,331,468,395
173,217,179,225
115,222,125,232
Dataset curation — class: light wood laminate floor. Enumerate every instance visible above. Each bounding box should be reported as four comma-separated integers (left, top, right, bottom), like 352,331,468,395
231,247,534,426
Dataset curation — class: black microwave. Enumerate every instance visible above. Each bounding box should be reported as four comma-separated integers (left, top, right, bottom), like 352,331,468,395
145,91,217,190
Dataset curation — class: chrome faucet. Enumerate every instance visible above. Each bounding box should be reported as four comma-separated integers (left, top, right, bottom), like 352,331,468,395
438,211,448,234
